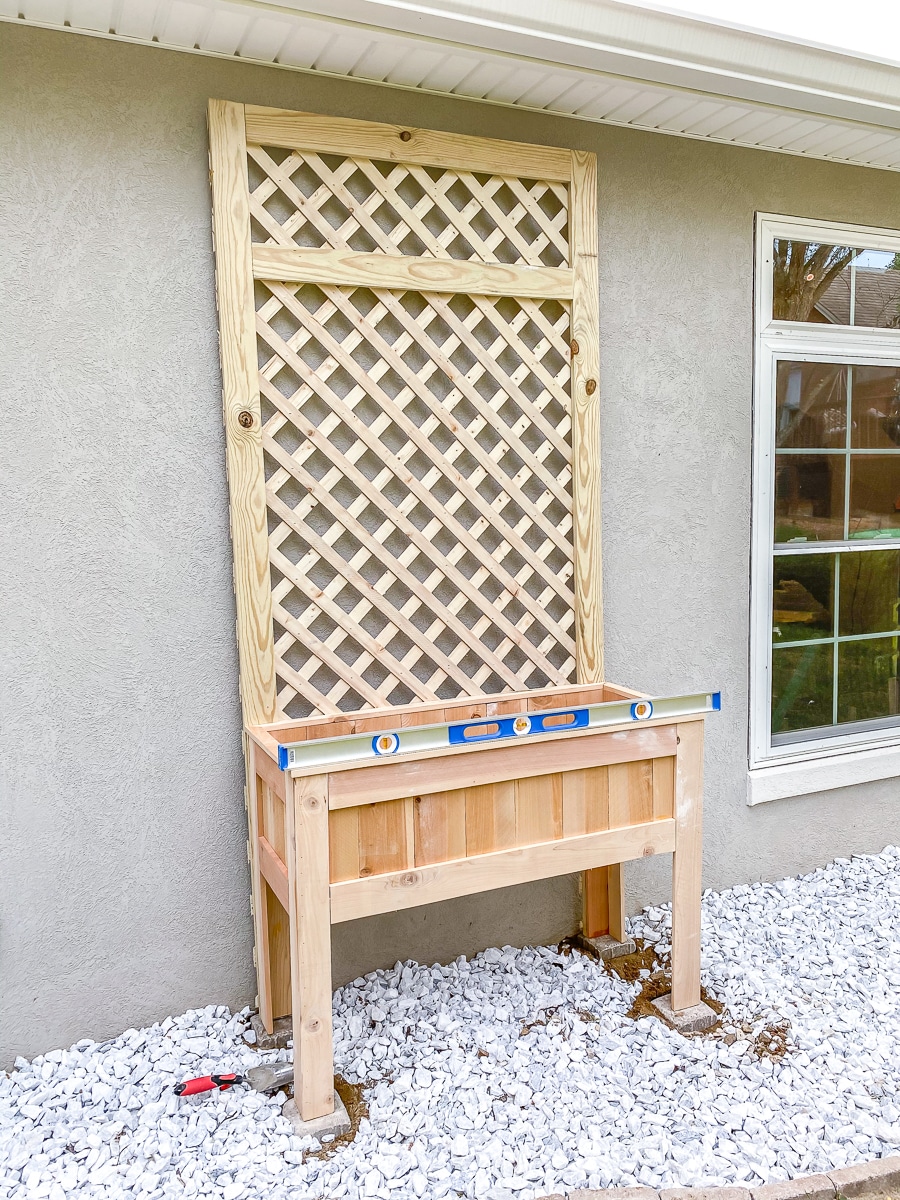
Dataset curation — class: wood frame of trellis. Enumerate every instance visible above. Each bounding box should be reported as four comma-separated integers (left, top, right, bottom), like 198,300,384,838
207,100,707,1121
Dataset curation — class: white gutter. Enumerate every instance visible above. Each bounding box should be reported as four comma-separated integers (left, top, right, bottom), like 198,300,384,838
6,0,900,171
274,0,900,128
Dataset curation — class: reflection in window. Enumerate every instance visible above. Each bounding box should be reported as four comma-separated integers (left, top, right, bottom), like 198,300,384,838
840,551,900,636
776,362,846,448
773,241,900,328
849,457,900,539
772,555,834,643
774,455,844,543
772,642,834,734
837,638,900,724
851,366,900,448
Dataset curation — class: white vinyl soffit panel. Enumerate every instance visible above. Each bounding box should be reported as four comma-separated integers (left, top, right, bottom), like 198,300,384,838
4,0,900,171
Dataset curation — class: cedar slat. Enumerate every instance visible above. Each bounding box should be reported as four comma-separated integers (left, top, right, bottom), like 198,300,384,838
414,791,467,866
358,800,411,878
516,774,563,845
653,756,676,819
465,782,517,856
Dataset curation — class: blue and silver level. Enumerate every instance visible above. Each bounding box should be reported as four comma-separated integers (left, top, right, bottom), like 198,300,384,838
277,690,720,773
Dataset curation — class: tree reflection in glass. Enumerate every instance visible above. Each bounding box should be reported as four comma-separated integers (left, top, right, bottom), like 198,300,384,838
773,240,859,322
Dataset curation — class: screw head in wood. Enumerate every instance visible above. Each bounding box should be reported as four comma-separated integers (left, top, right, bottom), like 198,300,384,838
399,130,412,142
238,410,254,428
585,379,597,395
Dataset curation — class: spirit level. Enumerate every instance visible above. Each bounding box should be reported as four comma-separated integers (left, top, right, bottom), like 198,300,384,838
277,691,720,773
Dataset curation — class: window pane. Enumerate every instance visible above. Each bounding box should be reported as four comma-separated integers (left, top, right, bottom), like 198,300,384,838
849,251,900,328
851,365,900,448
773,239,856,323
771,643,834,734
839,551,900,636
774,454,845,542
849,456,900,538
774,241,900,327
776,362,846,449
773,554,834,642
837,637,900,723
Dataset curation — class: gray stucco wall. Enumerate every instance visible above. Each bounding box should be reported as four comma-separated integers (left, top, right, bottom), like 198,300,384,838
2,22,900,1065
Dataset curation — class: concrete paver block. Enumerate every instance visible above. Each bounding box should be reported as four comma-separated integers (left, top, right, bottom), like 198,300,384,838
659,1189,750,1200
248,1013,292,1050
537,1162,900,1200
751,1173,836,1200
282,1090,352,1140
568,1190,659,1200
587,936,638,960
650,993,718,1033
828,1156,900,1197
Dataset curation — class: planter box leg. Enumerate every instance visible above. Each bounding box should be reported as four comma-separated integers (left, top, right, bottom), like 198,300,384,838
246,739,274,1033
288,773,335,1122
670,721,703,1012
583,864,626,939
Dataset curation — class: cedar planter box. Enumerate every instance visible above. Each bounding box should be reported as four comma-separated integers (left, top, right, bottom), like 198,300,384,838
246,681,713,1121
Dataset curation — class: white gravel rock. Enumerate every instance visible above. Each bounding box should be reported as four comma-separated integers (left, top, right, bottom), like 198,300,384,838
4,849,900,1198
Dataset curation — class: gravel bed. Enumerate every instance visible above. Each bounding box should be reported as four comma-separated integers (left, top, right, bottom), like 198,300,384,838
3,847,900,1199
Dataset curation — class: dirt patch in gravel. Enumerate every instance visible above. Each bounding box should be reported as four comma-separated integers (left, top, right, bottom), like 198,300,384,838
603,940,725,1030
750,1020,791,1060
299,1075,369,1162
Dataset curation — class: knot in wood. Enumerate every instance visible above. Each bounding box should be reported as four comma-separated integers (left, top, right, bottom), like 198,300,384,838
237,410,254,428
399,130,412,142
400,872,419,887
306,1018,320,1033
304,796,322,812
570,339,580,356
642,844,654,857
585,379,597,396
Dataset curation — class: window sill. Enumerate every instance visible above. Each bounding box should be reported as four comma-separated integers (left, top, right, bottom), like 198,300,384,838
747,742,900,805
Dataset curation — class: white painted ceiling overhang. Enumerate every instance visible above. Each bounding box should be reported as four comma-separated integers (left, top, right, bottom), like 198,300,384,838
4,0,900,171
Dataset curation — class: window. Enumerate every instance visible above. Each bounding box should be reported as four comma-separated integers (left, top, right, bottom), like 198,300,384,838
752,216,900,769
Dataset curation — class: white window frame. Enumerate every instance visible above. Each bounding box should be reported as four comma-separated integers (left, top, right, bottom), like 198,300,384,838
750,214,900,797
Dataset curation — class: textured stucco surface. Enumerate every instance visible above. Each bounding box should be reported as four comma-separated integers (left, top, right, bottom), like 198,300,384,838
2,22,900,1065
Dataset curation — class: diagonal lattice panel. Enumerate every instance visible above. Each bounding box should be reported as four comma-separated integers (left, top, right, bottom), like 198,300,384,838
245,135,578,719
247,145,569,267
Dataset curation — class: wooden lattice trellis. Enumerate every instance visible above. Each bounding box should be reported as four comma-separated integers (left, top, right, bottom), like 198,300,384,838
260,279,576,715
208,101,614,1022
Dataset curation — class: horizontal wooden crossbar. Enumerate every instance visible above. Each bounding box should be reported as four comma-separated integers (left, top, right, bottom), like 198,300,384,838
258,834,289,912
244,105,574,182
326,724,678,808
251,245,575,298
329,818,676,922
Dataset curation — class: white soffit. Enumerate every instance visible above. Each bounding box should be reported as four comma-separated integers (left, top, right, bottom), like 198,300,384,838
4,0,900,172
